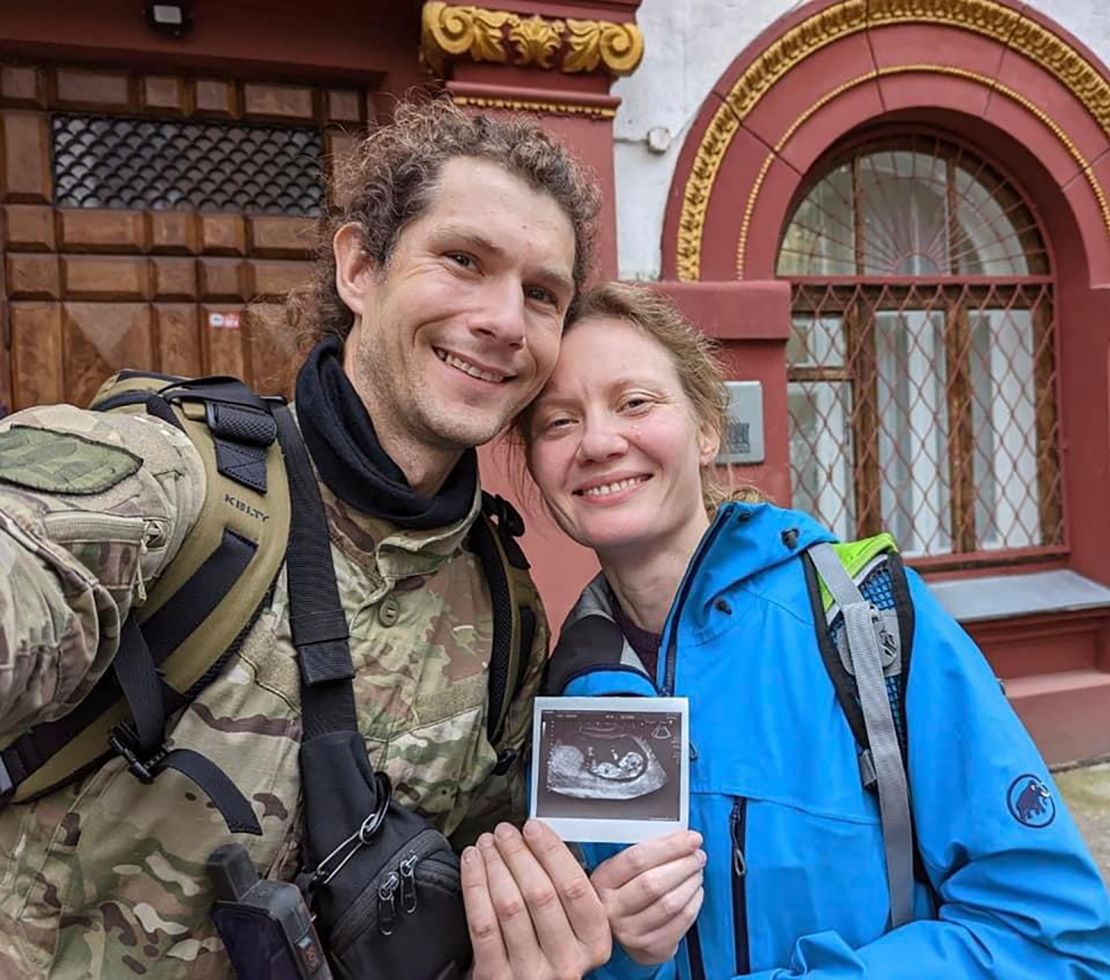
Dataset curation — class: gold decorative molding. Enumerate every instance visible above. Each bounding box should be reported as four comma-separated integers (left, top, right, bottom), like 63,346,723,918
508,15,565,69
734,66,1110,277
676,0,1110,281
564,18,644,75
422,3,644,77
451,94,617,118
422,3,513,74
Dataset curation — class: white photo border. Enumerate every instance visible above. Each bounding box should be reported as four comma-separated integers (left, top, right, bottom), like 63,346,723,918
529,696,690,844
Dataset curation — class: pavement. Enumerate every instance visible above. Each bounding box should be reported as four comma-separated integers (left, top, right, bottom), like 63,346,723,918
1055,761,1110,883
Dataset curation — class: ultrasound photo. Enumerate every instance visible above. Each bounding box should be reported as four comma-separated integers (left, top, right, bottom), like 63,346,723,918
530,697,689,843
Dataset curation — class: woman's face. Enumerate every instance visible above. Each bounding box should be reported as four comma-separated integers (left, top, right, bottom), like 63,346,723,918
526,316,719,558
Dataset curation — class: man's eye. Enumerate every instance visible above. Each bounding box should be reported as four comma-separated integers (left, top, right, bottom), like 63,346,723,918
447,252,475,269
525,285,557,306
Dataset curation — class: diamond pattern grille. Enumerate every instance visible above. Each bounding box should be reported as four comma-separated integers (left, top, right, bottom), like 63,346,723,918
779,137,1060,559
52,114,323,215
786,282,1061,558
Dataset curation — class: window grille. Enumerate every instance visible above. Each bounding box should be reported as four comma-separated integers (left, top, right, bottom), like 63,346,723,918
52,114,323,215
778,136,1061,560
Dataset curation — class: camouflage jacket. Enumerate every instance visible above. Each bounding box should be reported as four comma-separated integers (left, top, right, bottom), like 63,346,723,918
0,403,547,978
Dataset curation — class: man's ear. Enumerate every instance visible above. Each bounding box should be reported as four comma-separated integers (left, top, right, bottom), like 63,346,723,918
334,222,378,318
698,422,721,467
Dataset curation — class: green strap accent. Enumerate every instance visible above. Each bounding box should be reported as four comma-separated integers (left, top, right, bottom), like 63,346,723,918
819,532,899,610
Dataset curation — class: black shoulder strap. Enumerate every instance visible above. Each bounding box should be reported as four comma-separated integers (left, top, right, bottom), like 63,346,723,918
272,404,358,737
472,493,536,756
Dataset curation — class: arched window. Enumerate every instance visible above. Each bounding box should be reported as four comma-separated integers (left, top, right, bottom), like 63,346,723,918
778,134,1060,561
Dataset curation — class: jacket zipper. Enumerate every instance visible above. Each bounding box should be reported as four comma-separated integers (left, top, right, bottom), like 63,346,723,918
731,798,750,974
665,511,729,980
662,509,730,695
686,921,707,980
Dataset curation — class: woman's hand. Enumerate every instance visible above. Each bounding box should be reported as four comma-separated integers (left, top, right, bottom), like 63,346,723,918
462,820,612,979
590,831,706,966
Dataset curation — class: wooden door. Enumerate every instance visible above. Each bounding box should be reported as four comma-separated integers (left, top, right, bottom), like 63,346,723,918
1,63,371,415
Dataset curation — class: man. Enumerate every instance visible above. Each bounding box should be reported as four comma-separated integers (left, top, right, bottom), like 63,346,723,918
0,100,610,978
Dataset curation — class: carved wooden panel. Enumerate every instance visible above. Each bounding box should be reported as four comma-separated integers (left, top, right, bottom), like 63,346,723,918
0,62,372,416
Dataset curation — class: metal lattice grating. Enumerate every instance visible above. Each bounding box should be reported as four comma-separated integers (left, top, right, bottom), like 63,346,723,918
52,114,323,215
779,136,1061,560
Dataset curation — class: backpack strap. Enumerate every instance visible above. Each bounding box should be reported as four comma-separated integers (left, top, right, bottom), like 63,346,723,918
271,404,358,734
0,374,289,835
472,493,540,772
807,541,915,929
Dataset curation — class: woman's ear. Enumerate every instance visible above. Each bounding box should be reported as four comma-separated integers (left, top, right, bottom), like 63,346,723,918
333,222,377,318
698,423,722,467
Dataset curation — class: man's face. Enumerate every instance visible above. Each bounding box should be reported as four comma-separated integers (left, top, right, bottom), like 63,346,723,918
339,156,577,463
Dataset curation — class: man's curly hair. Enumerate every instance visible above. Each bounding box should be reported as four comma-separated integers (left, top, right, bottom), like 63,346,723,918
291,98,600,346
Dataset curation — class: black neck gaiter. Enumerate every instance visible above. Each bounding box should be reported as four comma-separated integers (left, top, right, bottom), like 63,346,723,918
294,336,477,529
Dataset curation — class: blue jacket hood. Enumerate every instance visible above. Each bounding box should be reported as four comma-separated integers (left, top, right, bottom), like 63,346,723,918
668,501,835,640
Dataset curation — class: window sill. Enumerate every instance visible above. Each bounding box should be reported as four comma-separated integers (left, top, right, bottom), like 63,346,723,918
926,570,1110,624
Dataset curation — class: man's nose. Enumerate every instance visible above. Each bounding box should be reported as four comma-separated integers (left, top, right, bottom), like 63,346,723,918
471,279,527,350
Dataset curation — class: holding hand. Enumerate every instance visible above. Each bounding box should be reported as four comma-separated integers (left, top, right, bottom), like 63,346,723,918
462,820,612,980
590,830,706,966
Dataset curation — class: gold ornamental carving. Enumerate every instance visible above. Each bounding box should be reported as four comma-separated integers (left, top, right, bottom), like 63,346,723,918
422,3,513,75
563,18,644,75
421,3,644,77
676,0,1110,281
452,94,616,119
508,15,565,69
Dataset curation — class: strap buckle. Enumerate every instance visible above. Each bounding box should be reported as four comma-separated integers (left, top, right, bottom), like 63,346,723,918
109,725,167,784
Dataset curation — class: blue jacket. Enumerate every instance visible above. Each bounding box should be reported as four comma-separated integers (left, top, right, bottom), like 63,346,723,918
554,502,1110,979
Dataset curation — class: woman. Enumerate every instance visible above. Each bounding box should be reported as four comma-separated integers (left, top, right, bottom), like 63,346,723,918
520,282,1110,978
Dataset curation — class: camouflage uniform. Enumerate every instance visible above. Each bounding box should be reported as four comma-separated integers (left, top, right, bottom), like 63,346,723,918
0,403,547,978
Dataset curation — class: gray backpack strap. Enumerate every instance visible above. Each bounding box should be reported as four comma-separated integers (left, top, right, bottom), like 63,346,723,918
808,542,915,929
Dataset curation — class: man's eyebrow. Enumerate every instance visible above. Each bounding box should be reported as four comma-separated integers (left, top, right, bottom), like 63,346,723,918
432,226,506,259
433,226,574,297
532,265,575,298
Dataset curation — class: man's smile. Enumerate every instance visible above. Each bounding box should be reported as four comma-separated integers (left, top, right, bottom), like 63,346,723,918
434,347,511,384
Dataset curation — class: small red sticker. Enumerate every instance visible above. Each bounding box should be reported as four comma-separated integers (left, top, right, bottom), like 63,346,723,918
208,311,241,330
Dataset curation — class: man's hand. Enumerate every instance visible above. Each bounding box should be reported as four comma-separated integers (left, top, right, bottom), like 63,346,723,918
590,831,705,966
462,820,612,979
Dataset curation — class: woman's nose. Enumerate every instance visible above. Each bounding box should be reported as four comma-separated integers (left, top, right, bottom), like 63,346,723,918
577,417,627,461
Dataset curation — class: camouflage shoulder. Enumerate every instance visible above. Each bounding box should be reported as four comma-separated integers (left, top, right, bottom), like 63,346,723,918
0,403,206,508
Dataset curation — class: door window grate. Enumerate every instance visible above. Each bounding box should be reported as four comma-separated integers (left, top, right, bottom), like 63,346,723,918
52,113,323,215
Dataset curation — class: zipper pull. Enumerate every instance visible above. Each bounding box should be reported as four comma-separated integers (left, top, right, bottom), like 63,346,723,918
377,872,400,936
733,843,747,877
399,853,418,914
731,802,747,878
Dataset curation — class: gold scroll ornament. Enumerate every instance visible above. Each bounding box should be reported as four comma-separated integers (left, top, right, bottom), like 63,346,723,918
422,2,644,77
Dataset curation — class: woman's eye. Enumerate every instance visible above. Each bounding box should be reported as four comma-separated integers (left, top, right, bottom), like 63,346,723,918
543,416,573,433
621,397,651,412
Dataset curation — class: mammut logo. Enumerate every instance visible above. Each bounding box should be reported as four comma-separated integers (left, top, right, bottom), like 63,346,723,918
1007,774,1056,828
224,493,270,523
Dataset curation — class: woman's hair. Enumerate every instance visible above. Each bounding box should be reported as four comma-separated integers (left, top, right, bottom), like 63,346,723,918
515,281,764,512
287,97,600,349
